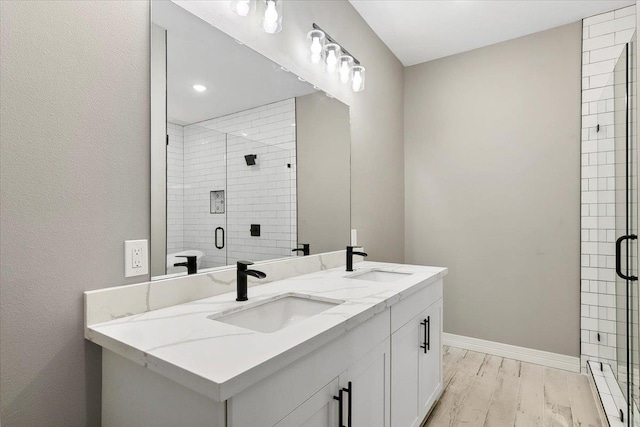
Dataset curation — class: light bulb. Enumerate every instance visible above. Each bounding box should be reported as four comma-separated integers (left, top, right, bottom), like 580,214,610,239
263,0,279,34
326,50,337,72
310,37,322,64
339,60,350,83
352,70,363,92
236,0,250,16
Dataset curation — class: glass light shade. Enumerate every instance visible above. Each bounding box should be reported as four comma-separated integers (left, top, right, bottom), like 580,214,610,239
351,65,365,92
262,0,283,34
324,43,342,74
230,0,254,16
307,30,326,64
338,55,354,84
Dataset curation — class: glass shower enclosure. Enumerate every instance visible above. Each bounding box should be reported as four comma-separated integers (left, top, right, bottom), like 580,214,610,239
590,35,638,426
165,123,296,275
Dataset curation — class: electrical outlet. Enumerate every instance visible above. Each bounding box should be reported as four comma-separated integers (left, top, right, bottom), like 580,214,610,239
132,247,143,268
125,240,148,277
351,229,358,246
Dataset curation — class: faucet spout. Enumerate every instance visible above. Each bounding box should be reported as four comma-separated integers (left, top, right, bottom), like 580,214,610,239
245,269,267,279
346,246,368,272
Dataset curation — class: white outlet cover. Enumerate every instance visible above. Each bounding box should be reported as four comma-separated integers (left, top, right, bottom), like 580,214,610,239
125,239,149,277
351,229,357,246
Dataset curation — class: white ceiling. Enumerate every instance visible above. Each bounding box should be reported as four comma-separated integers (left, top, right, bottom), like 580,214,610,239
153,1,316,125
349,0,636,66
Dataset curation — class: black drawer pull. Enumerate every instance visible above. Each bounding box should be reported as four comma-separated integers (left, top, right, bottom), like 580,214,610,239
420,317,430,354
333,388,345,427
343,381,352,427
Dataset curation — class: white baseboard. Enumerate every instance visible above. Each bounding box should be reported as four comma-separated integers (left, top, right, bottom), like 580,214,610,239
443,333,581,373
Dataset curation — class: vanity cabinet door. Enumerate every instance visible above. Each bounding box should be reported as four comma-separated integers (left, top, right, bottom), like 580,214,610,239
391,297,444,427
274,378,339,427
390,314,423,427
339,338,390,427
418,298,443,420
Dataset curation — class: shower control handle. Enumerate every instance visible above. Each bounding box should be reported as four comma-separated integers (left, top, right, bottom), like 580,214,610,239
615,234,637,281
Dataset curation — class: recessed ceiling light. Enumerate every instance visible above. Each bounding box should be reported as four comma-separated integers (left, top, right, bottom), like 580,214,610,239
193,84,207,92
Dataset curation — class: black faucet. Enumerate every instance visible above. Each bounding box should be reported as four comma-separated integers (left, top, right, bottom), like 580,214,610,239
346,246,367,272
236,261,267,301
174,255,198,275
292,243,310,256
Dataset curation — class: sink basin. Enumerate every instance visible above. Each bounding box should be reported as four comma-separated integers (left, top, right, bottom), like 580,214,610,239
347,269,412,283
208,294,342,333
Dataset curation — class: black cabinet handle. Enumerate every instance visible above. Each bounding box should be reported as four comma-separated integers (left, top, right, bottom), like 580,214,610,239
420,317,430,354
427,316,431,351
333,388,344,427
215,227,225,250
616,235,638,281
340,382,352,427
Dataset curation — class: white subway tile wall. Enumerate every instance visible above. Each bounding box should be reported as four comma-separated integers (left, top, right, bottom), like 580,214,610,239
167,123,184,254
580,5,636,373
167,99,297,269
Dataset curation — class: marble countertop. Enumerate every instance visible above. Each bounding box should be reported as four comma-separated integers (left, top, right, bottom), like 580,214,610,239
86,261,447,402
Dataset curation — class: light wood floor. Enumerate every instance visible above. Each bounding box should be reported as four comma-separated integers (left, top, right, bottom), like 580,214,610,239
422,346,603,427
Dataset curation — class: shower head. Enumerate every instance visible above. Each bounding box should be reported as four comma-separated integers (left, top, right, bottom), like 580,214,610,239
244,154,257,166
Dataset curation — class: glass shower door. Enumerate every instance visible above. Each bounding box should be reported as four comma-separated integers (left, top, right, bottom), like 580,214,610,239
225,134,296,266
592,35,637,426
614,38,638,425
179,124,228,270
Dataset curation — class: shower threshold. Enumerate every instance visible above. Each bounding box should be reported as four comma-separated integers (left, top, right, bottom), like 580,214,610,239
588,361,640,426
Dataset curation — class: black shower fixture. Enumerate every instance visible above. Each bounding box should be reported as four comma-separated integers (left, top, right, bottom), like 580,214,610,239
244,154,257,166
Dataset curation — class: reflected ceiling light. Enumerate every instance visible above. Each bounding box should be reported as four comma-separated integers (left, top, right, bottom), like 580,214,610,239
308,23,365,93
230,0,254,16
262,0,282,34
193,84,207,92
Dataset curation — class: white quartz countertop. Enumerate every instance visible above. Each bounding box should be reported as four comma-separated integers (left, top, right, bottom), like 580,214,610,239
86,261,447,401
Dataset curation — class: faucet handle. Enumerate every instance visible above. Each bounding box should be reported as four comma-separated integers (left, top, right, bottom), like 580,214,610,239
237,260,254,270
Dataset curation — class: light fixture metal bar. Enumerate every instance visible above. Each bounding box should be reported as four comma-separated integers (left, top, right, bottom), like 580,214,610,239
312,23,361,65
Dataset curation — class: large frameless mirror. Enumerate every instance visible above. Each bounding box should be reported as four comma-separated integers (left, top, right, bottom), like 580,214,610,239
150,0,352,279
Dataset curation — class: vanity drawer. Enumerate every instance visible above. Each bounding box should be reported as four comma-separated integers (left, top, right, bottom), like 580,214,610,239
390,279,442,333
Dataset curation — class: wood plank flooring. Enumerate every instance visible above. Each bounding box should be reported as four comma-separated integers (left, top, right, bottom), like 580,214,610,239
422,346,603,427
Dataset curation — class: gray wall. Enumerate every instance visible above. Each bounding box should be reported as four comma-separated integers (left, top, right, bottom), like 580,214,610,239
150,23,167,277
296,92,351,254
0,1,150,425
404,22,582,357
0,0,404,425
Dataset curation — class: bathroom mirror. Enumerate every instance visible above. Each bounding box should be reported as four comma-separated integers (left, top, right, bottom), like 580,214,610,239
150,0,352,279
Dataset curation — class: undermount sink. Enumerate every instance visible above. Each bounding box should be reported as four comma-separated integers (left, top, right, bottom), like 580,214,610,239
347,269,413,283
208,294,343,333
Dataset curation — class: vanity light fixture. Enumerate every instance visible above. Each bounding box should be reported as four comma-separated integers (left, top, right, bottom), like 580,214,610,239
229,0,283,34
262,0,282,34
307,29,325,64
351,65,365,92
230,0,254,17
338,55,354,84
193,84,207,92
324,43,341,74
309,23,365,93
